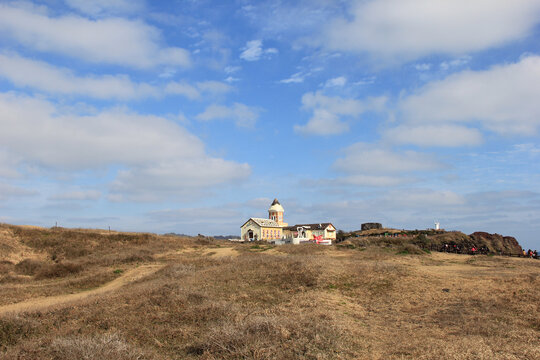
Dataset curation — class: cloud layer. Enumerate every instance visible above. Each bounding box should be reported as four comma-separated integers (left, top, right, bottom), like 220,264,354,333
323,0,540,62
295,91,387,135
0,93,250,200
400,55,540,135
0,3,190,68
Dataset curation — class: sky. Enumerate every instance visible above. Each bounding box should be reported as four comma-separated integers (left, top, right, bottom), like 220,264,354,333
0,0,540,250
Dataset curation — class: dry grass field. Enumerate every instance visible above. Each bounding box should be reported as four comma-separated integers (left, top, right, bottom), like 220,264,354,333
0,224,539,359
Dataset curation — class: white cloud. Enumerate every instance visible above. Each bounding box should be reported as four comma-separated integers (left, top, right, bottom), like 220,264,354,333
339,174,415,187
0,151,21,178
149,206,242,225
64,0,144,16
353,77,376,85
50,190,101,201
294,109,349,135
225,76,240,83
0,93,250,200
240,1,343,39
415,63,431,71
239,40,278,61
0,183,38,201
0,52,234,101
323,0,540,62
240,40,263,61
279,67,324,85
0,52,158,99
196,81,233,95
164,82,200,100
384,125,484,147
440,56,471,71
224,66,241,74
324,76,347,87
384,189,466,207
295,91,387,135
279,72,306,84
196,103,259,128
400,55,540,135
334,143,445,175
0,3,190,68
165,80,233,100
110,158,249,201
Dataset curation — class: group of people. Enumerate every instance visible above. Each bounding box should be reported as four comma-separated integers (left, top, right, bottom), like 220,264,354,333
522,249,538,258
440,243,489,255
440,243,539,258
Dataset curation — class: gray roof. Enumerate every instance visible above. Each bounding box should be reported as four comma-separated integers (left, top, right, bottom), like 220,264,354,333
241,218,282,228
283,223,334,231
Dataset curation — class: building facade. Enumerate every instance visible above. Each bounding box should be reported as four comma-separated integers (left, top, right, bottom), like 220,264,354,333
240,199,336,243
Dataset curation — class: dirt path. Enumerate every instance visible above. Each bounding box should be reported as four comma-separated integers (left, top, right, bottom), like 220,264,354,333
203,247,239,257
0,264,163,316
159,247,239,260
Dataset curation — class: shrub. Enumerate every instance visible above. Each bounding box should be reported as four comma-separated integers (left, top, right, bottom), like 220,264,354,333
414,234,430,248
35,262,82,279
14,259,47,276
396,244,426,255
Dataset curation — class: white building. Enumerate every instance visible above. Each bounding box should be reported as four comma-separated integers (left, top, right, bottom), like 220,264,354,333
240,199,335,244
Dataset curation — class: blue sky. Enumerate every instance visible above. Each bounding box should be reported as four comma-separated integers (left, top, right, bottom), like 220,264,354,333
0,0,540,249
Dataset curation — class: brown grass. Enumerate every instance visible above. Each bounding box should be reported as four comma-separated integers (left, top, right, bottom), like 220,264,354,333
0,225,539,359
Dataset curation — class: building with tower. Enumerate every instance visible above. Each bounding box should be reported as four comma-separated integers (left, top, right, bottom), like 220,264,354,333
240,199,336,244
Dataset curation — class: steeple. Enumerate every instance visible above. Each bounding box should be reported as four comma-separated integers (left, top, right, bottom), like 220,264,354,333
268,198,286,226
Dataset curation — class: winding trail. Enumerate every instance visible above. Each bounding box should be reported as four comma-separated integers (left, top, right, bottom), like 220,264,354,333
0,247,240,316
0,264,163,316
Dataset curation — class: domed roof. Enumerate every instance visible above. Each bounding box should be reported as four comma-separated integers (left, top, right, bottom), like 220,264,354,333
268,198,284,212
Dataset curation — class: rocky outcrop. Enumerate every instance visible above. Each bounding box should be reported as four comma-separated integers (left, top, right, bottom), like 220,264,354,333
346,229,524,255
361,223,382,231
469,232,522,255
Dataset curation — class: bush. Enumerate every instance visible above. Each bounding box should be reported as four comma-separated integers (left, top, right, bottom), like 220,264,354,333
414,234,430,248
14,259,47,276
35,262,82,279
396,244,426,255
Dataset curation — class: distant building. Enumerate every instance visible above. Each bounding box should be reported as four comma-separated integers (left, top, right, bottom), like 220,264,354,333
282,223,336,244
240,199,336,244
361,222,382,231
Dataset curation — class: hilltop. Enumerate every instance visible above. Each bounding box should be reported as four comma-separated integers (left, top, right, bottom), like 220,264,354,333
0,223,538,359
338,228,524,255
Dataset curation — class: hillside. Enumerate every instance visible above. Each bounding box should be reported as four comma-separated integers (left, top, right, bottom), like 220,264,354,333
339,228,524,255
0,224,539,359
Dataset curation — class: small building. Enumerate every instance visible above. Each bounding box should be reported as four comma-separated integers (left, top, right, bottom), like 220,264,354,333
240,218,283,242
361,222,382,231
282,223,336,242
240,199,336,244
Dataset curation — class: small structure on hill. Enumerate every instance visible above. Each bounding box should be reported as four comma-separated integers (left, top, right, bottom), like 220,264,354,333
361,222,382,231
240,199,335,244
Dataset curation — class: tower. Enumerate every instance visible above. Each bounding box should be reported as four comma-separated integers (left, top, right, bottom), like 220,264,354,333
268,198,286,226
